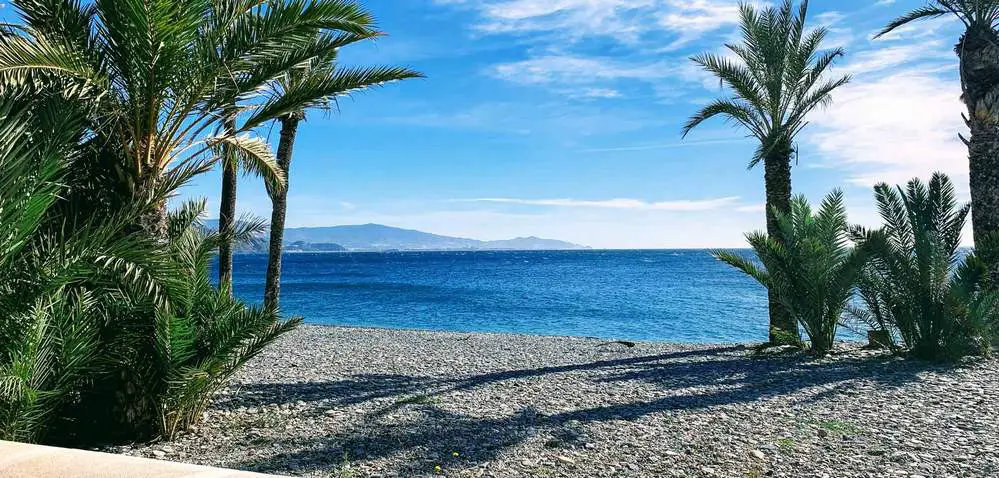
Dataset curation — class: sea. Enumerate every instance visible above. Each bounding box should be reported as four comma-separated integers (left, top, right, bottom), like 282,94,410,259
230,249,781,343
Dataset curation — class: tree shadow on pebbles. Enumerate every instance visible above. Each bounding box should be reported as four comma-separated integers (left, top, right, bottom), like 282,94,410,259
232,347,943,475
216,373,442,409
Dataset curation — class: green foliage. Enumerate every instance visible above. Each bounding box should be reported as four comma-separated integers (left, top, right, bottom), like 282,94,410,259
156,201,301,439
877,1,999,39
0,95,170,442
849,173,998,360
0,0,382,218
715,191,866,355
683,0,849,166
0,95,300,443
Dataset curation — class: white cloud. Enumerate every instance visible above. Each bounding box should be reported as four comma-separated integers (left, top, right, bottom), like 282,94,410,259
657,0,747,50
841,42,952,75
465,196,741,211
579,87,623,98
378,101,664,136
448,0,660,43
490,55,673,85
439,0,755,46
805,69,968,191
488,54,678,97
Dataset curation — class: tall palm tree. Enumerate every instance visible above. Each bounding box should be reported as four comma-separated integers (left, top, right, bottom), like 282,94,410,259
682,0,850,343
214,0,378,292
0,0,371,240
877,2,999,278
243,33,422,310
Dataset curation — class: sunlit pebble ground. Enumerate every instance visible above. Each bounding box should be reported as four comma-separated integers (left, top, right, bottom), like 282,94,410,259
112,325,999,477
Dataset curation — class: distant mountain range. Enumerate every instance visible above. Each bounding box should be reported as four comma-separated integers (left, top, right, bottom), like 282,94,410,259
205,222,588,252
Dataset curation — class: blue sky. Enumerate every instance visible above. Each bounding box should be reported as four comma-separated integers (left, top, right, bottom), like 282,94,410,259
6,1,971,248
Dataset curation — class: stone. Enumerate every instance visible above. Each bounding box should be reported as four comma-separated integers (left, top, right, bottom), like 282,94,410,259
557,455,576,465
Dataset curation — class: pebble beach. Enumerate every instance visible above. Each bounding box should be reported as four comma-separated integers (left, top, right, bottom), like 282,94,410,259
114,325,999,477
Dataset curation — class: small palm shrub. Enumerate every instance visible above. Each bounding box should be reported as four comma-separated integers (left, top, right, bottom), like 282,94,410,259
156,201,301,439
849,174,999,360
716,190,867,355
67,202,301,443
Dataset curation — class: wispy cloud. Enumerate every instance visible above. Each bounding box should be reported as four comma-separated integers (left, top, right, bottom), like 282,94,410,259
465,196,741,211
488,54,679,98
490,55,673,85
805,68,967,190
438,0,755,46
841,41,953,76
377,101,664,136
438,0,660,43
657,0,749,50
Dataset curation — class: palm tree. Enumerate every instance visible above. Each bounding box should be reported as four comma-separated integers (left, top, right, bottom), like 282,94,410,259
0,0,373,240
683,0,850,343
214,0,378,292
715,191,867,356
243,33,423,310
877,2,999,279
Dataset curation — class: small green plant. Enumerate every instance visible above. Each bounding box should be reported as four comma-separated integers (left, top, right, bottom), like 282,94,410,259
334,452,357,478
777,437,796,452
394,393,439,406
815,419,860,436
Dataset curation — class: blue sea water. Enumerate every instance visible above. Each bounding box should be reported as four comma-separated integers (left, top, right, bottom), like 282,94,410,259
231,249,777,343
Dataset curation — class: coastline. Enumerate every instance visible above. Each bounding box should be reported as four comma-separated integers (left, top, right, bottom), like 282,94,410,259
288,322,767,346
113,325,999,477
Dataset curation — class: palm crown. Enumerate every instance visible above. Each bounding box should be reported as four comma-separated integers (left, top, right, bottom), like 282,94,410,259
683,0,850,167
0,0,375,203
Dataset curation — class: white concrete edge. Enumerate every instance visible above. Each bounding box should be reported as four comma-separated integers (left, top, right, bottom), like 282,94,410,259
0,440,284,478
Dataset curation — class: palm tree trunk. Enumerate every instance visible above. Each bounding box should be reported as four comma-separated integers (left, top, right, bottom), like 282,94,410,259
264,114,302,310
763,143,798,344
138,200,170,241
217,116,237,294
135,172,169,242
959,27,999,281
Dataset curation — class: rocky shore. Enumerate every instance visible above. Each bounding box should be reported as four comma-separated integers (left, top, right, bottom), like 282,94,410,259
113,325,999,477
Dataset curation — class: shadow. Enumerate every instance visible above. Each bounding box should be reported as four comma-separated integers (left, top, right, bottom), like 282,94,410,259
216,373,442,409
229,346,947,476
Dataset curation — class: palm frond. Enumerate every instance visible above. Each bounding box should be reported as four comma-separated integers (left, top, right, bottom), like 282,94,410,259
208,134,285,188
876,5,952,38
243,65,423,131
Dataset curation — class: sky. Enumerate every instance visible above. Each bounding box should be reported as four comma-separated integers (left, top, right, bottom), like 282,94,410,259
5,1,972,249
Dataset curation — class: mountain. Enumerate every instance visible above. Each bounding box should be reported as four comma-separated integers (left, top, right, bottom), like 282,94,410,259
281,224,588,251
479,237,586,251
204,221,588,251
281,224,481,250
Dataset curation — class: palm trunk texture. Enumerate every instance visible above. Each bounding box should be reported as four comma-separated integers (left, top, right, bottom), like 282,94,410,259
763,143,798,343
959,26,999,281
217,116,237,294
264,114,302,311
